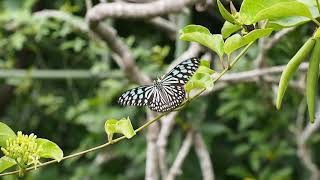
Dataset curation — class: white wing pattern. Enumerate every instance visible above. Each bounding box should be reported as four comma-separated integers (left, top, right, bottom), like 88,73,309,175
118,57,200,112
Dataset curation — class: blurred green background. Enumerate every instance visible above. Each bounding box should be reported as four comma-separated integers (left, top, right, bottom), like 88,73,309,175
0,0,317,179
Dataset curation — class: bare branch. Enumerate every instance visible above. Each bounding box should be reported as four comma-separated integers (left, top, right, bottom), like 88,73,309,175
166,131,193,180
299,105,320,144
195,0,214,11
217,62,308,82
146,110,161,180
265,28,295,49
146,17,177,39
202,63,308,96
85,0,93,10
86,0,195,25
91,23,151,84
167,43,202,72
157,43,202,178
254,27,295,68
0,69,117,79
157,112,178,178
194,132,214,180
296,103,320,180
33,10,89,32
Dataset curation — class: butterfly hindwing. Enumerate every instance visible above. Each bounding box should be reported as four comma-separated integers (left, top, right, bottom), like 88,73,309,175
161,57,200,86
147,86,168,112
148,85,185,112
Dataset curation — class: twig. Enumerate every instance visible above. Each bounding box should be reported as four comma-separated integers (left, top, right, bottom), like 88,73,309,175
165,131,193,180
194,132,214,180
317,0,320,15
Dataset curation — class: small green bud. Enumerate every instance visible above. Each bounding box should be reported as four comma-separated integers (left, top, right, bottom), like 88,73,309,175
1,131,41,169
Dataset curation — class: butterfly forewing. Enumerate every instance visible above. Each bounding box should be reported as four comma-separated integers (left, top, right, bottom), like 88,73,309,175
161,57,200,86
118,57,200,112
118,86,153,106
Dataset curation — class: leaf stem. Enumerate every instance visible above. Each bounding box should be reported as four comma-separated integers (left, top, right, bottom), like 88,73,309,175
317,0,320,17
312,18,320,26
0,41,255,177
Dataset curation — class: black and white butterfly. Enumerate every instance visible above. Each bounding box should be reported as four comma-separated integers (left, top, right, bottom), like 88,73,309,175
118,57,200,112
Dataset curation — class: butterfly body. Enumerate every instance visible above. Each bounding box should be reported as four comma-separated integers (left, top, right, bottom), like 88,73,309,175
118,57,200,112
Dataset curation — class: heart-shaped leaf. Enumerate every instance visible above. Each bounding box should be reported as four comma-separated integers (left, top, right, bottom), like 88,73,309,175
224,28,273,55
36,138,63,162
221,21,242,39
240,0,312,24
0,122,16,147
217,0,237,24
0,156,16,173
180,25,224,57
105,118,136,142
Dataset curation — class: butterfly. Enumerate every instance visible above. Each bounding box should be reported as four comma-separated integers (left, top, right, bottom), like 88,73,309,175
118,57,200,112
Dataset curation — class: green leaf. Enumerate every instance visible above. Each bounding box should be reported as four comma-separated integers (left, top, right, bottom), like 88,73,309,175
200,59,211,68
0,122,17,147
116,118,136,138
240,0,290,18
0,156,16,173
306,40,320,122
180,25,224,57
267,6,319,29
267,16,311,29
269,167,292,180
240,0,312,24
105,119,117,142
224,28,273,55
36,138,64,162
253,2,313,23
217,0,237,24
186,73,214,93
105,118,136,142
227,166,253,178
184,60,216,92
276,38,316,109
221,21,242,39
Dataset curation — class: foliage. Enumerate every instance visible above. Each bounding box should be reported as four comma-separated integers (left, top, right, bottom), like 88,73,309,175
0,123,63,175
105,118,136,142
0,0,319,179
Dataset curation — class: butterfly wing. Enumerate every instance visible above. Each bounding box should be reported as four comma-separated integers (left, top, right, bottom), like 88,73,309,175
118,86,153,106
118,57,199,112
161,85,186,112
147,86,167,112
148,85,185,112
161,57,200,86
